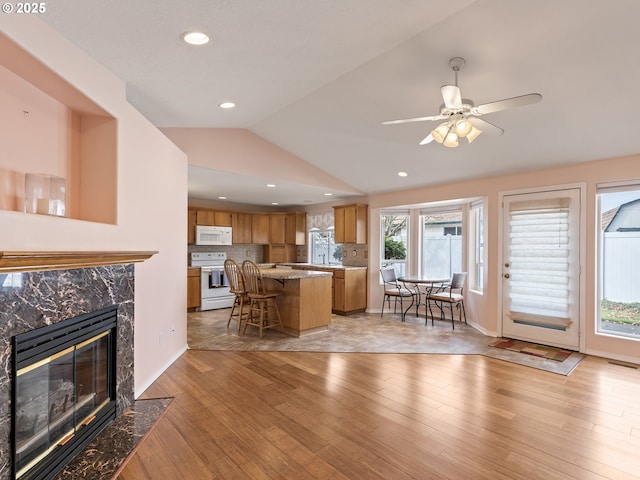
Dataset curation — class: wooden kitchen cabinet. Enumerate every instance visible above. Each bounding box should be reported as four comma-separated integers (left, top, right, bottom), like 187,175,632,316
214,210,232,227
251,213,270,244
196,209,215,226
332,269,367,315
269,213,286,244
263,244,297,263
232,212,252,244
187,267,201,310
286,212,307,245
187,208,305,245
187,207,197,244
196,209,232,227
334,204,367,244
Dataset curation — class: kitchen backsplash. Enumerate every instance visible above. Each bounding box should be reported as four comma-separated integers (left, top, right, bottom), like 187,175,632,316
188,244,264,264
340,243,368,267
187,243,367,266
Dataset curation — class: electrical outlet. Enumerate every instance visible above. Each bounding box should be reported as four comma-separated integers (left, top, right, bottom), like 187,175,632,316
169,325,176,335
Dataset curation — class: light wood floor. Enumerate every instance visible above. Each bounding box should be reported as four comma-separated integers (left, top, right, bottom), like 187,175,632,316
117,351,640,479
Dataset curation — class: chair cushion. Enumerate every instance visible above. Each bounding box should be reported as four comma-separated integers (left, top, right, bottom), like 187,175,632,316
384,288,414,297
429,292,464,302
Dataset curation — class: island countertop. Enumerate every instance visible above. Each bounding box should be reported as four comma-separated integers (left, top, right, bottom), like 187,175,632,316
260,263,367,272
259,267,333,280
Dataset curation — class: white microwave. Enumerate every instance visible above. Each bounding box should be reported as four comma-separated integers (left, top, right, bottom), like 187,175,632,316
195,225,233,245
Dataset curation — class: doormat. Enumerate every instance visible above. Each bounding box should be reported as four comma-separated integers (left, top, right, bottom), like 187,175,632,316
489,338,573,362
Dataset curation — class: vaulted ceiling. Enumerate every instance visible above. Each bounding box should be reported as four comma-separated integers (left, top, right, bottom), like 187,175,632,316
41,0,640,206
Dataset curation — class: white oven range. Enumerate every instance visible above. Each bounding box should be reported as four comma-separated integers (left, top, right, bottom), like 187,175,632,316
190,252,235,311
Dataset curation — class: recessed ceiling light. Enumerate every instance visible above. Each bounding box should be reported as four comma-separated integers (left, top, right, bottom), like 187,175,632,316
218,196,227,200
324,193,333,196
398,171,408,177
271,202,279,205
181,31,210,46
219,102,236,109
266,184,276,188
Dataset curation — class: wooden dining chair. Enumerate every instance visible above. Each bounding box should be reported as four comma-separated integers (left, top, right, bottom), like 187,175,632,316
427,272,468,329
224,258,250,333
241,260,284,338
380,267,415,322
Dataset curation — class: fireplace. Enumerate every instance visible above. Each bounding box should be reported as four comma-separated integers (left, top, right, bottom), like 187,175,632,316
0,260,140,480
12,306,118,480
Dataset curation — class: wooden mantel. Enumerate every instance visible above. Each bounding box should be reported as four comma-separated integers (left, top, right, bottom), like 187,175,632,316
0,251,158,273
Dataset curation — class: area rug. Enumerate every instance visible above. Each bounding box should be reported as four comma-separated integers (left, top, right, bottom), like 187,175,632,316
489,338,573,362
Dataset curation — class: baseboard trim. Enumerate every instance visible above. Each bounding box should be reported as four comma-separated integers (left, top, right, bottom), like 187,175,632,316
135,344,188,398
584,348,640,366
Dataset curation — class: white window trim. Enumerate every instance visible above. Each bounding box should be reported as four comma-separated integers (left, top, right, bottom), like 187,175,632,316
595,182,640,343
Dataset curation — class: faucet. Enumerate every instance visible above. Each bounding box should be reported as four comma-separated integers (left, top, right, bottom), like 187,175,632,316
320,253,326,264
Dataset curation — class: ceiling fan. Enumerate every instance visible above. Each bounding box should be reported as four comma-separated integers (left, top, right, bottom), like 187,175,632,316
382,57,542,147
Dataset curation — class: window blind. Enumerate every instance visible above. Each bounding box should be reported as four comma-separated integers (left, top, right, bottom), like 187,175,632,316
508,199,571,327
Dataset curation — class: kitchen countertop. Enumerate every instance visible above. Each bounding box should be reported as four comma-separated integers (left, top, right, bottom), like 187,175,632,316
259,267,333,280
281,263,367,271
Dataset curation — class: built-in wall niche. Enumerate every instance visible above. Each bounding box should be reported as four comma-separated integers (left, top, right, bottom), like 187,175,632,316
0,32,117,224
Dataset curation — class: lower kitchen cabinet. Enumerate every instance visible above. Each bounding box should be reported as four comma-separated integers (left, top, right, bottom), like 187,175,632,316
187,267,201,310
332,269,367,315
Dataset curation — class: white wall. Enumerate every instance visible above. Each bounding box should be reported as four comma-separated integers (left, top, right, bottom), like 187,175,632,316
0,16,188,396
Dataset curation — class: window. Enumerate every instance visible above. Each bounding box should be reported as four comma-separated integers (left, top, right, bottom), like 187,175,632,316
444,226,462,236
309,228,341,265
597,185,640,339
470,202,484,291
421,210,462,279
381,213,408,278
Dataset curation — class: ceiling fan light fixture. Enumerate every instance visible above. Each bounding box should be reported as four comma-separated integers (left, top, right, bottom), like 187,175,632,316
443,131,459,148
466,126,482,143
431,123,449,143
455,118,473,137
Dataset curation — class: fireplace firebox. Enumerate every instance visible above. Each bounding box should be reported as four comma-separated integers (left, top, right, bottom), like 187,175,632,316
11,305,118,480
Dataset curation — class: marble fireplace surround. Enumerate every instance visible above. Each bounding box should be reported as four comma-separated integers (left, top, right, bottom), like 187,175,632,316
0,251,155,480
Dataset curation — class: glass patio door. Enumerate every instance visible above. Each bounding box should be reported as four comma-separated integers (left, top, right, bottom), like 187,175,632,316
501,188,581,350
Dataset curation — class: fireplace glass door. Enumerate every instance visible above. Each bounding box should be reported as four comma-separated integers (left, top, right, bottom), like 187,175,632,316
14,330,112,479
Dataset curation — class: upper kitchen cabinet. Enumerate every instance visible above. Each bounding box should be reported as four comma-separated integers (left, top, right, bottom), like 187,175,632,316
286,212,307,245
196,209,232,227
188,208,197,244
232,212,252,244
334,204,368,244
251,213,270,244
269,213,286,244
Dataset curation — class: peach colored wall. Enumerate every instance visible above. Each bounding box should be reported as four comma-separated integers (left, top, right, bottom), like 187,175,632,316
367,154,640,364
162,127,362,194
0,16,188,396
78,115,118,224
0,64,71,211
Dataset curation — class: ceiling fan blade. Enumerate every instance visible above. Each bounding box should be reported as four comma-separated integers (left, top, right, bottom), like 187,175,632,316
441,85,462,109
472,93,542,115
469,117,504,135
381,114,447,125
419,133,434,145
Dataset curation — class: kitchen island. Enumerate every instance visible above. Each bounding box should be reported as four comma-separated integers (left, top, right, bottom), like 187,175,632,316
259,267,333,336
284,263,368,315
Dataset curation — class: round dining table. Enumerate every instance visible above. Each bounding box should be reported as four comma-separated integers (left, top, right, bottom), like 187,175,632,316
398,277,450,322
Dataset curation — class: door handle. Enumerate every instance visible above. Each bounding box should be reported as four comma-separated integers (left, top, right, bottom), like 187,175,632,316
504,273,510,279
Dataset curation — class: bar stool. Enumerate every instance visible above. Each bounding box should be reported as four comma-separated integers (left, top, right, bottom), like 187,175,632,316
224,258,250,333
241,260,284,338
